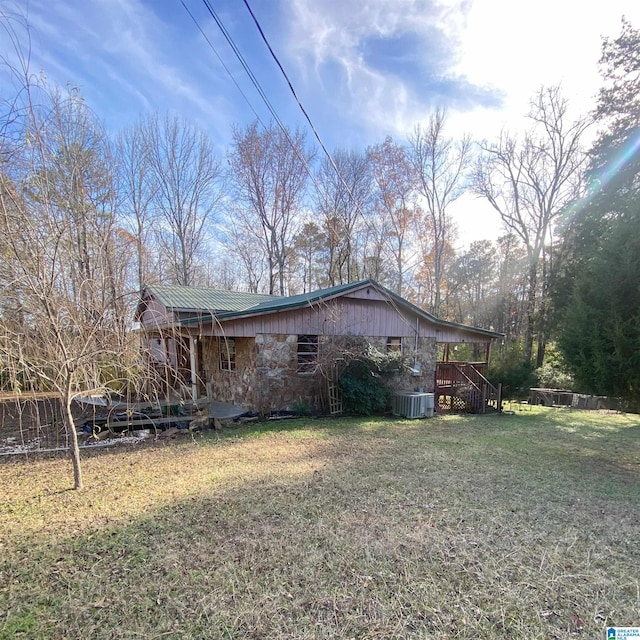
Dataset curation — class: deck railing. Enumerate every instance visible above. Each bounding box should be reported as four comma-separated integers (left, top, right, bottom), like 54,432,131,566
436,362,501,413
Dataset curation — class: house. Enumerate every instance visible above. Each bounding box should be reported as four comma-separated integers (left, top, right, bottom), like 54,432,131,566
136,279,503,414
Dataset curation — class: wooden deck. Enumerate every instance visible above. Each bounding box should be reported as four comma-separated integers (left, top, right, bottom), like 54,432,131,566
436,362,501,413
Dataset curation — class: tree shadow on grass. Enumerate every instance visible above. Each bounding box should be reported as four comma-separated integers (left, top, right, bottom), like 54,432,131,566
3,412,640,639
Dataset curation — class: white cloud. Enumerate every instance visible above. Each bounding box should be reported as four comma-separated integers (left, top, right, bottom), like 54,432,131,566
431,0,640,244
9,0,640,248
18,0,233,137
452,0,640,138
283,0,482,143
281,0,640,147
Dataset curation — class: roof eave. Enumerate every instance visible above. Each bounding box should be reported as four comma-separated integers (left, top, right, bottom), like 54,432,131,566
173,279,503,339
372,282,504,340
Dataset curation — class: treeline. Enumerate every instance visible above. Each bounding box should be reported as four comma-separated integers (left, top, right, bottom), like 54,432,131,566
0,86,580,343
1,14,639,411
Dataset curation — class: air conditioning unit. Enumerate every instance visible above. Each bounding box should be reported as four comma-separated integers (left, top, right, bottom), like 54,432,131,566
391,392,435,419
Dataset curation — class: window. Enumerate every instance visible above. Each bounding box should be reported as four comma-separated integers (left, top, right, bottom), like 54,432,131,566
387,337,402,353
219,337,236,371
149,338,166,363
297,335,318,373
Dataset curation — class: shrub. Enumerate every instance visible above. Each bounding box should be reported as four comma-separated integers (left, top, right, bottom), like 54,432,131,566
337,343,406,415
488,341,538,399
535,343,575,390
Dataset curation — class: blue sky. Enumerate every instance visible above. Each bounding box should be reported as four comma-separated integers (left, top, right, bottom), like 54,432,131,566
4,0,640,244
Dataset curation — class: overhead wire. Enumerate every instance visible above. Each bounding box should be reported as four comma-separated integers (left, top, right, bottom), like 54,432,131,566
195,0,325,200
241,0,370,222
238,0,418,317
180,0,263,126
186,0,367,224
239,0,407,295
200,0,281,132
182,0,400,294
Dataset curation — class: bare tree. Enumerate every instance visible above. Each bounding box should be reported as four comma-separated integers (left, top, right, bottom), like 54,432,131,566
314,149,372,286
220,210,268,293
410,110,472,316
0,52,136,489
116,119,158,293
228,121,313,295
472,87,590,363
146,113,222,287
368,137,418,296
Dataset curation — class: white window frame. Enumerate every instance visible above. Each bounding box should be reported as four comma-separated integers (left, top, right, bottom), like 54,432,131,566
219,337,236,371
297,335,318,374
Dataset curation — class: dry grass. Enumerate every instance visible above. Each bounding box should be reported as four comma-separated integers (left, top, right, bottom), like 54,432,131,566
1,408,639,639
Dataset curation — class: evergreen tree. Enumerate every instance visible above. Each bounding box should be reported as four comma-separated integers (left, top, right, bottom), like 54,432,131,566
556,19,640,406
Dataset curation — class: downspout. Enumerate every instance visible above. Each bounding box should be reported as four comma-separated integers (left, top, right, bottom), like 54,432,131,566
412,316,421,377
414,285,421,377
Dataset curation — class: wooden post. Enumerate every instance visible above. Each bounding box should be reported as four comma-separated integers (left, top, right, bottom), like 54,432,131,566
189,336,198,402
162,337,170,402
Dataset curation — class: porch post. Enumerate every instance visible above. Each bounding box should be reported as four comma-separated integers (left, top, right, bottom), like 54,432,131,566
189,336,198,402
162,337,170,401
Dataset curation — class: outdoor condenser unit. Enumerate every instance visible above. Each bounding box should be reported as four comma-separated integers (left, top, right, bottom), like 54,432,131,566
391,392,435,419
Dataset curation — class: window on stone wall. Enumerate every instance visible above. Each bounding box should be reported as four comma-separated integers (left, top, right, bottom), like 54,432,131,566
219,337,236,371
297,335,318,374
386,337,402,353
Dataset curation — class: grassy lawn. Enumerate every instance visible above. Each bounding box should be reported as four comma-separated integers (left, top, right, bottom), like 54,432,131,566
1,407,639,639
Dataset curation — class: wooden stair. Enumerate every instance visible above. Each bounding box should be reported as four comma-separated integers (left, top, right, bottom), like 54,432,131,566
436,362,501,414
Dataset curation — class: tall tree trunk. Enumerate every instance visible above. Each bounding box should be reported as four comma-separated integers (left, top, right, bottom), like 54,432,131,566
433,257,442,317
524,261,538,364
536,334,546,369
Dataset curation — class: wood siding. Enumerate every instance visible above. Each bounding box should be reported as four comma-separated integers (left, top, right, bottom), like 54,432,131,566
141,299,175,327
343,288,391,302
179,298,492,345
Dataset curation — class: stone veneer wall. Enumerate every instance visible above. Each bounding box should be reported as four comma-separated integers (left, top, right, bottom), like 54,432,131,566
359,336,436,395
254,334,322,414
395,336,437,392
200,334,322,415
200,336,257,409
200,333,437,414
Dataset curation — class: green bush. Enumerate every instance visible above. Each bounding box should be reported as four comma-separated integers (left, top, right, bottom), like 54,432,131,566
488,341,538,399
535,344,575,390
337,344,406,415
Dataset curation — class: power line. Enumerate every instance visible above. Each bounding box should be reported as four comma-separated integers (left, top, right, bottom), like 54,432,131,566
200,0,281,131
241,0,368,219
188,0,326,204
182,0,381,280
180,0,263,126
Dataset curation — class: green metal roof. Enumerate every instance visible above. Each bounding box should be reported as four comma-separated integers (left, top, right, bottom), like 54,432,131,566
144,284,278,313
145,279,503,339
215,280,372,318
